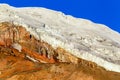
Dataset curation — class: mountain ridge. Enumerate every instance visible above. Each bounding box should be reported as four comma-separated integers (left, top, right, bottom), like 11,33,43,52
0,4,120,73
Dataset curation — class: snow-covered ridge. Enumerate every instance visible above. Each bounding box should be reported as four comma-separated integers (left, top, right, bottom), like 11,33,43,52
0,4,120,72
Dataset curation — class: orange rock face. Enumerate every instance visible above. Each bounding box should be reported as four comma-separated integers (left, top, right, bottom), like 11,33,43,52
0,22,120,80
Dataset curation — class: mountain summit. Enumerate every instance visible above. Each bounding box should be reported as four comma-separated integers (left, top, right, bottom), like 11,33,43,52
0,4,120,80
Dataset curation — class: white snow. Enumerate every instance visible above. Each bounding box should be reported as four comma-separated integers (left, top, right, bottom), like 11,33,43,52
0,4,120,72
26,55,38,62
12,43,22,52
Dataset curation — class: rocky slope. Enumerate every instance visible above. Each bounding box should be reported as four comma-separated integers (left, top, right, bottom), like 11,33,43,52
0,4,120,80
0,22,120,80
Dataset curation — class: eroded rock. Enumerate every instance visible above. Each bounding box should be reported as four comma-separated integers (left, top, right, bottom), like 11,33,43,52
0,22,120,80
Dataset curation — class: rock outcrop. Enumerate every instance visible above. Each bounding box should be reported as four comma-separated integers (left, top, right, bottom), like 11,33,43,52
0,22,120,80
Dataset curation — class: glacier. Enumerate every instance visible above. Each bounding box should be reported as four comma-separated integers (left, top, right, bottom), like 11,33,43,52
0,4,120,72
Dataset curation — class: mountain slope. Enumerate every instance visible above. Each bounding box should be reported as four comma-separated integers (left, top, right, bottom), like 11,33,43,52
0,4,120,73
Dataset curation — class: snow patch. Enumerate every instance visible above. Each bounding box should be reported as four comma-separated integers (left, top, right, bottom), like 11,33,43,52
26,55,38,62
12,43,22,52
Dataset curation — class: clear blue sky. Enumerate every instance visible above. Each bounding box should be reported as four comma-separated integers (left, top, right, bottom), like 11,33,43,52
0,0,120,33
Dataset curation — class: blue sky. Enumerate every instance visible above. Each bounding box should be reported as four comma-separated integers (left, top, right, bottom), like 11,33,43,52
0,0,120,33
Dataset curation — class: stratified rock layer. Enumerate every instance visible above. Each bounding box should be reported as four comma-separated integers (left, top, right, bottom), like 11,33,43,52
0,22,80,63
0,22,120,80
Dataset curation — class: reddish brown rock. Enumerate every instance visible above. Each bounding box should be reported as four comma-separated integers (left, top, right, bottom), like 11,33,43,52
0,22,120,80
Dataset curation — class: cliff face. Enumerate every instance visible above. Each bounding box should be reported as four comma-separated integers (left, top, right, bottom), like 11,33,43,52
0,4,120,80
0,22,120,80
0,22,79,64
